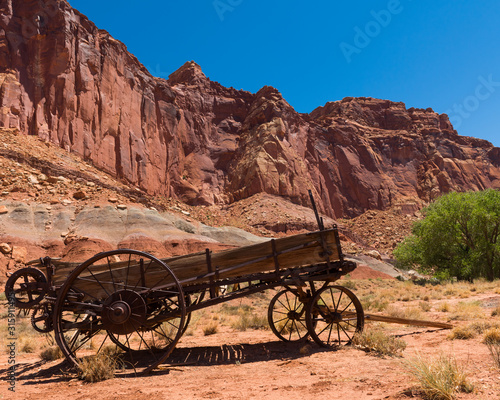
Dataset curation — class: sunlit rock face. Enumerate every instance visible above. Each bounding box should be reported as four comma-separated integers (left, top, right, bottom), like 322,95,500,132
1,0,499,218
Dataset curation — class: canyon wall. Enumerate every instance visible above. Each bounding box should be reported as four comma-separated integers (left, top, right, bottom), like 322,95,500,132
1,0,499,218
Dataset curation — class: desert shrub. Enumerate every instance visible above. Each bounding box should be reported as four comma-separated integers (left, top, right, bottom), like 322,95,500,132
352,330,406,357
450,301,484,321
78,352,119,383
403,353,473,400
483,328,500,369
342,279,357,290
449,321,499,340
448,325,475,340
19,338,36,353
419,301,432,312
469,321,499,334
386,305,423,321
360,294,389,312
220,304,253,315
483,327,500,344
492,305,500,317
394,189,500,281
40,346,63,361
203,321,219,336
232,312,268,331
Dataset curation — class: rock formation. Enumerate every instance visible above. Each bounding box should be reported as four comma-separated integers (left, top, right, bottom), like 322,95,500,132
1,0,500,219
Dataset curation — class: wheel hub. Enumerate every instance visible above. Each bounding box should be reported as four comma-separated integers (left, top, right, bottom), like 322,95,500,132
101,290,147,335
325,311,343,324
287,310,301,320
108,301,131,324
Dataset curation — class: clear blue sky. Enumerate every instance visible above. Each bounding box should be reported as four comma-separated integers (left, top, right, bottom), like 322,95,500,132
69,0,500,147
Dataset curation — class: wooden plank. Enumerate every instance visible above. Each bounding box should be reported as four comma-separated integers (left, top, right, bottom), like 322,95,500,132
52,229,341,299
364,313,453,329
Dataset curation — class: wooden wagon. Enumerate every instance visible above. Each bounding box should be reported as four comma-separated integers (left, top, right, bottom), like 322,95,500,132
5,195,365,374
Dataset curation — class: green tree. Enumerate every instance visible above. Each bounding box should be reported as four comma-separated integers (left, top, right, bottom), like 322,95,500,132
394,189,500,281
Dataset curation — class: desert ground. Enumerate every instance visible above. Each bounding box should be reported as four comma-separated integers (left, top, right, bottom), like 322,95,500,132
2,277,500,400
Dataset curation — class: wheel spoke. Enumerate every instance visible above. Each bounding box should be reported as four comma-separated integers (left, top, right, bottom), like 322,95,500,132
107,257,117,292
340,300,354,314
85,267,111,297
339,323,353,343
278,319,290,335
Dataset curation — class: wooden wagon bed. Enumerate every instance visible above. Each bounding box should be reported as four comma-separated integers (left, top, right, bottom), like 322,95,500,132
46,228,346,298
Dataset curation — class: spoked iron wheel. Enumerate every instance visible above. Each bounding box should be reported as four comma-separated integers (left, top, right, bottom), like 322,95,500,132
53,249,186,374
306,285,364,348
5,268,47,309
268,288,310,342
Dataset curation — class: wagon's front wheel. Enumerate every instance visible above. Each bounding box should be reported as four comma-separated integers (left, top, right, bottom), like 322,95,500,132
268,288,310,342
5,267,47,309
306,285,363,348
53,249,186,374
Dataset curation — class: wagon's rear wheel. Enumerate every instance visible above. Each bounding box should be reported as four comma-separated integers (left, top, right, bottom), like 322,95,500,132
268,288,310,342
306,285,363,348
53,249,186,374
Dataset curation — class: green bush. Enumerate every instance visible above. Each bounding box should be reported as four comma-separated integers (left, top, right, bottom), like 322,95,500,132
394,189,500,281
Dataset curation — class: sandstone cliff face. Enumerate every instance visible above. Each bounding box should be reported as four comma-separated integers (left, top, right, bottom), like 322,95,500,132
1,0,499,219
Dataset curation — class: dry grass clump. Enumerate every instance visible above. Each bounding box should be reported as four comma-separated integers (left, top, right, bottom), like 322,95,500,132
40,346,64,361
483,328,500,369
483,327,500,343
78,352,120,383
419,301,432,312
386,305,423,321
448,325,475,340
19,337,37,353
231,312,268,331
448,321,498,340
341,279,357,290
352,329,406,357
220,304,253,315
402,353,473,400
442,282,472,299
491,305,500,317
360,294,389,312
449,301,484,321
203,321,219,336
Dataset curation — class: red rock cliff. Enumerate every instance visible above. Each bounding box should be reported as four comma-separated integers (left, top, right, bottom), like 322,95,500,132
1,0,499,218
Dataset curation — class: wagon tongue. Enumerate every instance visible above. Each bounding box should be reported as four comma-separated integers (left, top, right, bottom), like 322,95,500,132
101,289,147,335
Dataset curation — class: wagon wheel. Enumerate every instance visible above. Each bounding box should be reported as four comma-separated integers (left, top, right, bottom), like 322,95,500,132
53,249,186,374
306,285,364,348
31,303,54,333
5,268,47,309
268,288,310,342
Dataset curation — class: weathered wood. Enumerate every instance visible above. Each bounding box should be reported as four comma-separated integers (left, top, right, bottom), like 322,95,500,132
364,313,453,329
53,229,341,300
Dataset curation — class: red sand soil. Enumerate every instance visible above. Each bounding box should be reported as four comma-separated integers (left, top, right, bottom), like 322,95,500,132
2,290,500,400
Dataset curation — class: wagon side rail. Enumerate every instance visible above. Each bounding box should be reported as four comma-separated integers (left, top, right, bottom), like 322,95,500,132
28,228,345,301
